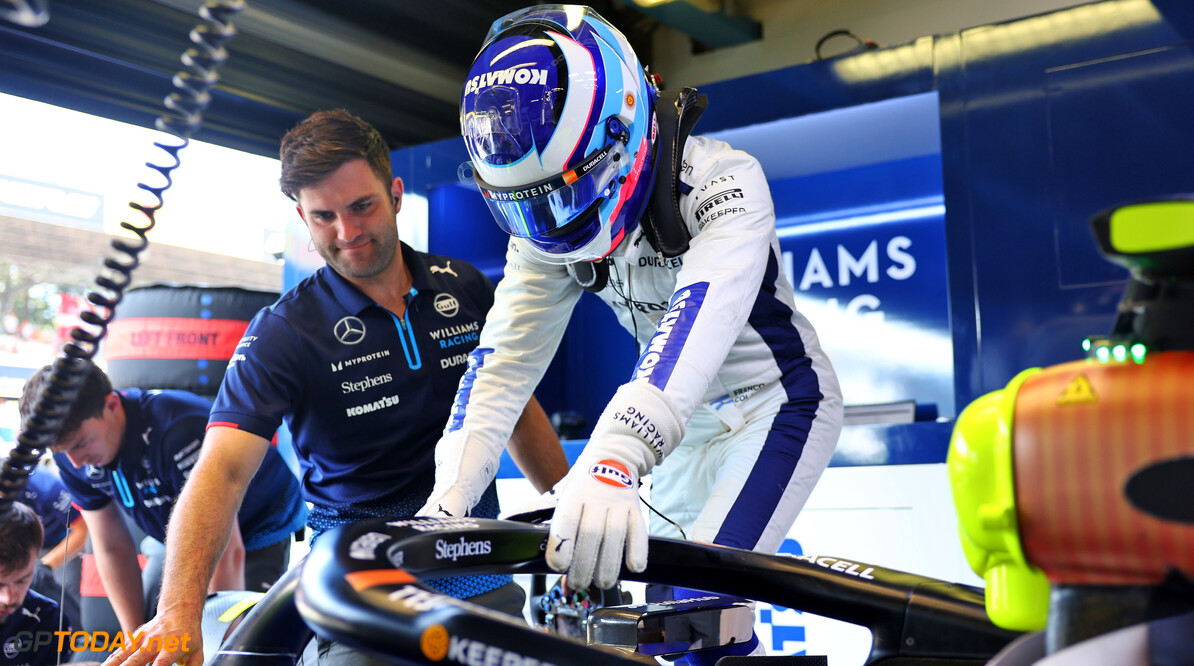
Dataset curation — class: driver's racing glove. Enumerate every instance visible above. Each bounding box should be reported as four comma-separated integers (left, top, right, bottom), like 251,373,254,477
417,428,500,519
546,381,685,589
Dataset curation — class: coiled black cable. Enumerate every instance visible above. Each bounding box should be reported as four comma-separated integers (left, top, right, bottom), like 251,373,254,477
0,0,245,515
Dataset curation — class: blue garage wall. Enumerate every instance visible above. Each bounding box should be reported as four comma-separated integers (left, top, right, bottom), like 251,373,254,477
387,0,1194,463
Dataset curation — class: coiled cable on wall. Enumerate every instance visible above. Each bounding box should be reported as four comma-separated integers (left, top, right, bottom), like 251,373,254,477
0,0,245,514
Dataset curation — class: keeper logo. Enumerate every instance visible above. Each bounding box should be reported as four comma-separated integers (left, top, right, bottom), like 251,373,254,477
589,460,633,488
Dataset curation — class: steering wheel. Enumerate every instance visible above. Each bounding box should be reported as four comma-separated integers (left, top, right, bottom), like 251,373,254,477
209,516,1017,665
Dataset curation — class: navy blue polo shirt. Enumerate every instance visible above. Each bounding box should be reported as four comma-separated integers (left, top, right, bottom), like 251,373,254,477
212,243,497,511
54,389,306,551
21,468,72,550
0,589,68,666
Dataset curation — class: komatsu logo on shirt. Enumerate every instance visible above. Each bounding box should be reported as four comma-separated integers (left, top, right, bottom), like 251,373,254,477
345,394,400,417
331,349,392,373
435,537,492,561
447,636,557,666
463,67,547,96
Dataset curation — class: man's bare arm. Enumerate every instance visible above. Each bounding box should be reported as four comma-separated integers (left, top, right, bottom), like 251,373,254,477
506,395,569,493
84,504,145,635
106,426,269,666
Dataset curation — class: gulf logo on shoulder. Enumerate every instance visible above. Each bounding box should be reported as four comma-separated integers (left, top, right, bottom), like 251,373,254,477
589,459,633,488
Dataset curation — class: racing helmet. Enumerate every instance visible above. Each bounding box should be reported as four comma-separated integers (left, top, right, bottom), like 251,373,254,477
460,4,657,264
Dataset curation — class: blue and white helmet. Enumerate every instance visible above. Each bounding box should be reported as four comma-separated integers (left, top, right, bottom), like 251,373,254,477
460,4,657,264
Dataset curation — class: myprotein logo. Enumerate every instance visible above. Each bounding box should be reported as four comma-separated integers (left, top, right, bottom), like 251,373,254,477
331,349,392,373
333,316,366,345
434,537,493,562
589,459,633,488
341,373,393,394
464,67,547,96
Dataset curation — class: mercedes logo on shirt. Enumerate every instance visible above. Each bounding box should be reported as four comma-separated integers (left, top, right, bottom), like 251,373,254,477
334,316,367,345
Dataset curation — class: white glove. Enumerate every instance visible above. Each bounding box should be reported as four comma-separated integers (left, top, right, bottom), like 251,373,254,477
416,429,501,518
546,382,685,589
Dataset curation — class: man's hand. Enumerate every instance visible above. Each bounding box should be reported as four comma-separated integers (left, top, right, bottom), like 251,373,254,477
416,429,499,518
546,455,646,589
101,609,201,666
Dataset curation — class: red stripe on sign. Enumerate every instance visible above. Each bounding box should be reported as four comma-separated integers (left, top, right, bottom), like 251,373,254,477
104,317,249,360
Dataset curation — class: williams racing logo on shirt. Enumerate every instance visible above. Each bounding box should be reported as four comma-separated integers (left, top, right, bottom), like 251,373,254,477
633,283,709,390
589,459,634,489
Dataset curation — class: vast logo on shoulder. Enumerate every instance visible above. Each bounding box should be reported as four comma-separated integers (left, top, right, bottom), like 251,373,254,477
333,316,366,345
589,459,633,488
434,293,460,317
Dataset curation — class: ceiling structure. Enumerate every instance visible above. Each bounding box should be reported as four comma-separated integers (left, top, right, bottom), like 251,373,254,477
0,0,746,158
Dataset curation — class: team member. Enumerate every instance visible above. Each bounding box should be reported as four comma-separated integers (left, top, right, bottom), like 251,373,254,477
19,462,86,636
422,8,842,660
111,109,568,666
18,363,307,636
0,502,72,666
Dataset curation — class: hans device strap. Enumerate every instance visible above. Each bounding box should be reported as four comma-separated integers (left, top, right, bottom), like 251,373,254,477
567,259,610,293
643,87,707,258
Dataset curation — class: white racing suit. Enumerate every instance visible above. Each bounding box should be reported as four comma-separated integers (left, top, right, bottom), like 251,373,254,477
448,134,843,555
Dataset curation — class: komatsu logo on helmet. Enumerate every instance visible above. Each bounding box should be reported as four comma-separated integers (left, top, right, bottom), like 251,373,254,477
464,67,548,97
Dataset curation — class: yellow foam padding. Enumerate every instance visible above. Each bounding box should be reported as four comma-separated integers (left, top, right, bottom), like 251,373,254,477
947,367,1049,631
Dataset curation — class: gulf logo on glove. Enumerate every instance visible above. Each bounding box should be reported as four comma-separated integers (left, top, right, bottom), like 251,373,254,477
589,460,634,488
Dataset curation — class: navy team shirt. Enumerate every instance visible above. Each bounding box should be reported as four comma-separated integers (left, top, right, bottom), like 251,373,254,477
211,243,498,514
21,468,72,551
0,589,67,666
54,389,306,551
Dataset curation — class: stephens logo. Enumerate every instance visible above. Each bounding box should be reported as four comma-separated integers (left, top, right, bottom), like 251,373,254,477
434,537,493,561
341,373,393,394
589,459,633,488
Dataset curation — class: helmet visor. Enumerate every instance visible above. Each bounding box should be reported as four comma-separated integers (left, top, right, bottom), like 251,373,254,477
463,140,627,246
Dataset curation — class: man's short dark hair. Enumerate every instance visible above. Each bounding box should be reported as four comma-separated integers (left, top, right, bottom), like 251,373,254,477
17,362,112,446
279,109,393,201
0,502,43,573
